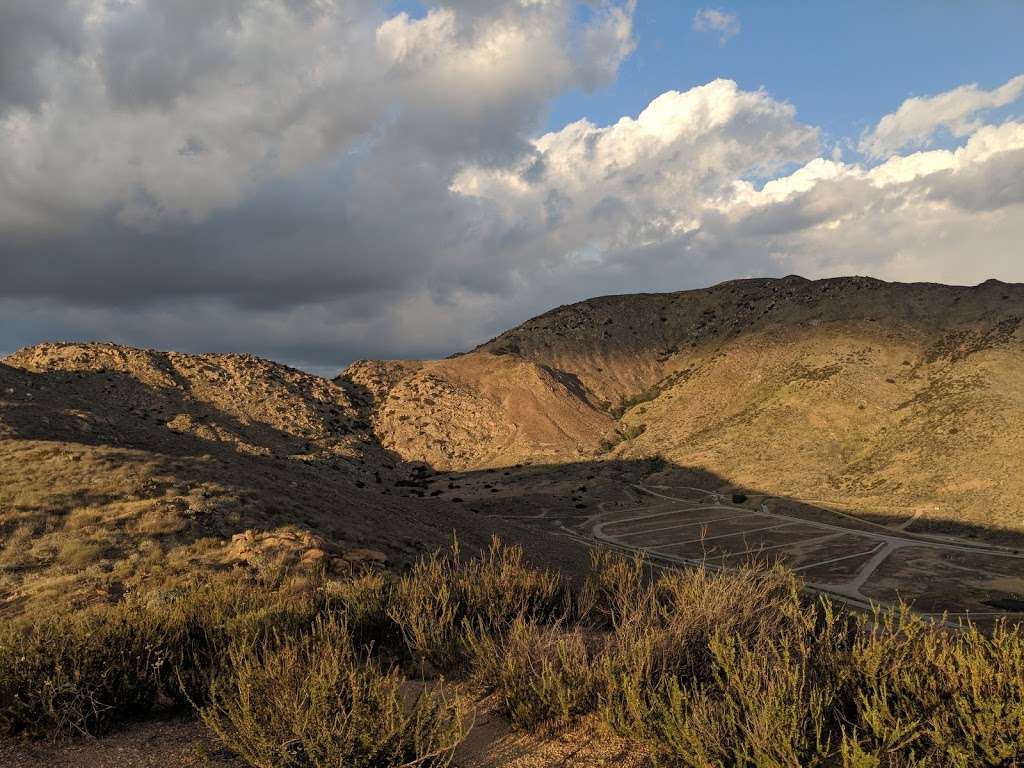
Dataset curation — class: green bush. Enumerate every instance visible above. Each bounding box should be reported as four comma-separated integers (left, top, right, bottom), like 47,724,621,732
841,608,1024,766
199,617,469,768
647,603,850,768
597,555,809,741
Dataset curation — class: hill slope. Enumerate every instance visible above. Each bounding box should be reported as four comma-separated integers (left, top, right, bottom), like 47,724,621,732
342,276,1024,532
0,344,578,618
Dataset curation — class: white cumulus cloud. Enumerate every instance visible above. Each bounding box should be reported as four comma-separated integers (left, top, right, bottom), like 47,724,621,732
860,73,1024,158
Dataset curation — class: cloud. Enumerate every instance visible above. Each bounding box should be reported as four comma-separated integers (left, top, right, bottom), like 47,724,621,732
452,79,1024,315
859,73,1024,158
452,79,819,264
692,8,740,44
0,0,84,115
1,4,1023,372
0,0,635,236
0,0,638,367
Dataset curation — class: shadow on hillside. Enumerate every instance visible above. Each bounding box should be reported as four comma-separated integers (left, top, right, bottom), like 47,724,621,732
443,458,1024,548
2,364,1024,603
0,365,483,565
1,365,362,460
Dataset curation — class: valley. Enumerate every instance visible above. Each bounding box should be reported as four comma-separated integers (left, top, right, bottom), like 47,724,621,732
3,276,1024,623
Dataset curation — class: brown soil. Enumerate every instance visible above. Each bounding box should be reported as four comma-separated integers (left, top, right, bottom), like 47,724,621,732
0,719,245,768
0,706,648,768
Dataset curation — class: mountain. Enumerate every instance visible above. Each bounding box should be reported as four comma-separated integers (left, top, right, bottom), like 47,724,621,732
4,275,1023,620
340,275,1024,533
0,343,579,619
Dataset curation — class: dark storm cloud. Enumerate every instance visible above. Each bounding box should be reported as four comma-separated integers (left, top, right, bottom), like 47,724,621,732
0,0,639,367
1,2,1022,371
0,0,83,114
98,0,242,109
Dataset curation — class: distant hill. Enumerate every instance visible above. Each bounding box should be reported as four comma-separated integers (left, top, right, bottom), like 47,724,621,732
341,276,1024,532
4,276,1023,618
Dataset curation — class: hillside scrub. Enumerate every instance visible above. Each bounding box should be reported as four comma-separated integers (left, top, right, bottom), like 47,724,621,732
2,539,1022,767
199,617,469,768
387,537,568,670
0,572,339,739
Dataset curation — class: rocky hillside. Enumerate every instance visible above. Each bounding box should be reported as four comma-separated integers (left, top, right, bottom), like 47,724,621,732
6,342,380,468
341,353,614,468
0,344,573,618
342,276,1024,532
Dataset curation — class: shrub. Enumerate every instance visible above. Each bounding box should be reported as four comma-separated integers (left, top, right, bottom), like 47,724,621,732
842,609,1024,766
388,538,565,671
597,556,809,741
199,617,469,768
465,616,598,732
325,571,396,651
0,574,332,738
648,603,850,768
598,424,647,451
610,386,663,419
620,423,647,441
4,536,1024,768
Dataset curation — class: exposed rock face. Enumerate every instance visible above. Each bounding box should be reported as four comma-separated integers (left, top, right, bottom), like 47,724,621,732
223,528,388,573
358,354,615,469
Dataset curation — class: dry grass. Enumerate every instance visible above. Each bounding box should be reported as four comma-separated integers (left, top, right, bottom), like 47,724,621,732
136,508,187,536
0,523,35,571
57,539,104,570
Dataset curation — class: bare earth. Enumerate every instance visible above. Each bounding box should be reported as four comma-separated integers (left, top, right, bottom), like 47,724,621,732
0,697,648,768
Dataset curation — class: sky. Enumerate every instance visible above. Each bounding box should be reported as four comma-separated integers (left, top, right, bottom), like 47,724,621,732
1,1,1023,374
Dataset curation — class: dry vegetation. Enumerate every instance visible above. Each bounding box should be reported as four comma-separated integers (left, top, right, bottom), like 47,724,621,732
0,348,565,620
2,540,1022,767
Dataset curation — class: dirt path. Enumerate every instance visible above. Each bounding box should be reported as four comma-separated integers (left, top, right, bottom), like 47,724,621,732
2,708,649,768
0,719,244,768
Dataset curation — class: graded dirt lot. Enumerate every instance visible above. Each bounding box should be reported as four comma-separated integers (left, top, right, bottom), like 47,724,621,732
447,462,1024,625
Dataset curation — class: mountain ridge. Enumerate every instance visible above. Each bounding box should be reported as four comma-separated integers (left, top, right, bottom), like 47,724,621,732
340,275,1024,531
3,275,1024,619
